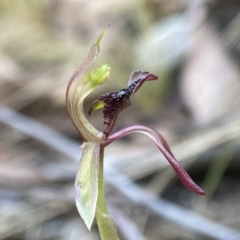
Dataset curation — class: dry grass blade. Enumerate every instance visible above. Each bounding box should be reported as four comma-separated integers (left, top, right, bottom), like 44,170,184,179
0,184,144,240
0,200,71,240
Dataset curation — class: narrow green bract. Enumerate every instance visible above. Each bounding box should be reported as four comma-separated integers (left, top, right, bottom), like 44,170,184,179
75,142,100,230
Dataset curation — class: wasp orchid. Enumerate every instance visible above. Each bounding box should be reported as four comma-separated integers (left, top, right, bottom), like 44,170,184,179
66,27,205,240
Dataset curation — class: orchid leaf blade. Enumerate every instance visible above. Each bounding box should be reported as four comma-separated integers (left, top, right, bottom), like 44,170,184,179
75,142,101,230
95,208,119,240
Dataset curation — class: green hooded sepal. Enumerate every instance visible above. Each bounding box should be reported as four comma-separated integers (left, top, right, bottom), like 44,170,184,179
69,65,110,142
66,26,110,142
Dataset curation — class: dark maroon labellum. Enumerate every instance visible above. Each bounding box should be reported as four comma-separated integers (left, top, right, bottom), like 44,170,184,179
100,79,141,125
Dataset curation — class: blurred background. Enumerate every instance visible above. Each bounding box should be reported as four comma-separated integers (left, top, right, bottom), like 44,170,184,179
1,0,240,239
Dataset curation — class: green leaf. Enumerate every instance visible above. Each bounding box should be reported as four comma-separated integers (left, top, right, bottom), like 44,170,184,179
75,141,101,230
95,147,120,239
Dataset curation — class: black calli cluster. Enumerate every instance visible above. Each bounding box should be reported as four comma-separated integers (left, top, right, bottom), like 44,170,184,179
99,79,141,126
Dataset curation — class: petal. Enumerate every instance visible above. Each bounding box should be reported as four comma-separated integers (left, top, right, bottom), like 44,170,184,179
66,27,109,142
88,100,105,116
75,141,101,230
127,70,158,97
104,125,205,195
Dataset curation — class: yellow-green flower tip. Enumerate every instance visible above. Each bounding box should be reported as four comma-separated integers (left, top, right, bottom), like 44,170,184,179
94,25,109,47
88,100,105,116
85,64,110,88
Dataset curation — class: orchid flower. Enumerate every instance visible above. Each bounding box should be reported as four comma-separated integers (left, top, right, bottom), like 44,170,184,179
66,27,205,240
